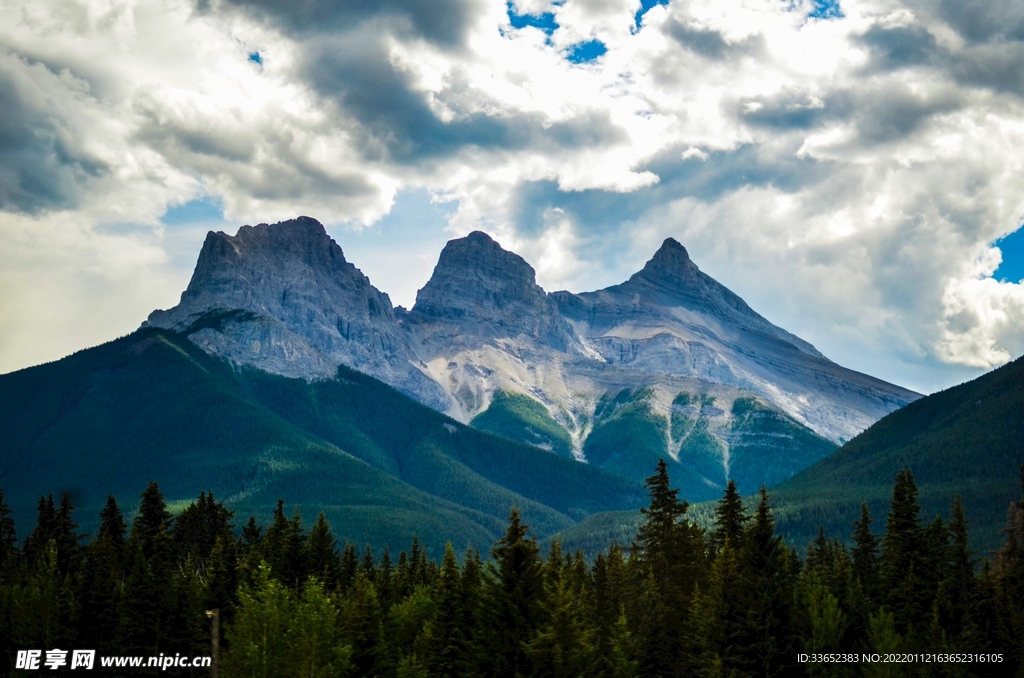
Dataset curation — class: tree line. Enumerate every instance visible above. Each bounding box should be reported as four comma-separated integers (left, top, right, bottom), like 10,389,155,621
1,460,1022,677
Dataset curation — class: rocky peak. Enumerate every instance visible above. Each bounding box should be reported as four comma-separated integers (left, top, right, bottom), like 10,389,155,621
628,237,703,293
407,231,584,353
411,231,547,318
143,217,452,411
180,216,356,300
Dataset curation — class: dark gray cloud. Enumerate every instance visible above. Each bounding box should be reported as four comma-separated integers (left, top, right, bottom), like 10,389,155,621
858,24,938,71
201,0,482,47
664,17,765,60
948,41,1024,98
850,85,962,145
739,90,852,130
931,0,1024,44
0,57,108,214
304,36,625,163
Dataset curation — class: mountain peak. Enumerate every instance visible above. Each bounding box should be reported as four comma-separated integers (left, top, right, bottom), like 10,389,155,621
630,237,701,290
412,231,541,315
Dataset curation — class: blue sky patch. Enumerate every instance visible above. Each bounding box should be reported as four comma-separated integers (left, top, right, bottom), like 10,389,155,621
160,196,225,226
248,51,263,65
634,0,670,31
566,39,607,64
808,0,843,20
994,226,1024,283
506,1,559,35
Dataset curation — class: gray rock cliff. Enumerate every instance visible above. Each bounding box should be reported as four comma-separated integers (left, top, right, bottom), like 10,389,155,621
144,217,451,410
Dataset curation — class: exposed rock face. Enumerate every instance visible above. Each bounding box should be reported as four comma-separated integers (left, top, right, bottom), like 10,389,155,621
406,231,584,354
144,217,450,410
546,238,914,442
145,219,920,489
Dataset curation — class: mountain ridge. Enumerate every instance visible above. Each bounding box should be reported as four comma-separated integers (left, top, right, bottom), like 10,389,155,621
144,216,919,494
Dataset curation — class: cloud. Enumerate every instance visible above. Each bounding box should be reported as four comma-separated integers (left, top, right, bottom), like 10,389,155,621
1,0,1024,393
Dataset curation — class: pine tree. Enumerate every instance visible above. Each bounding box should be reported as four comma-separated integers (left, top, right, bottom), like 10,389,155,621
524,574,593,678
936,495,976,643
22,494,57,566
305,512,340,587
173,490,234,563
993,462,1024,675
429,543,468,678
879,470,926,636
851,503,880,604
481,508,546,678
80,496,126,652
9,540,75,650
632,459,705,678
693,541,745,677
734,487,797,678
119,481,179,657
711,479,747,552
204,534,239,620
339,542,359,591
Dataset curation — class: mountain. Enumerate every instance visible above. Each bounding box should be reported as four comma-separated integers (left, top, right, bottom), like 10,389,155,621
144,217,918,497
555,353,1024,555
770,351,1024,554
0,329,646,555
144,216,450,411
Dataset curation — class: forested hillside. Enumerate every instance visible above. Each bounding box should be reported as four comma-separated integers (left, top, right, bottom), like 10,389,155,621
771,352,1024,554
1,462,1021,677
0,329,645,554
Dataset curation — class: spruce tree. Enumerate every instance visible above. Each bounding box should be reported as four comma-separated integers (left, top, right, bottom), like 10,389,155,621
80,496,126,652
735,487,797,678
173,490,234,562
339,542,359,591
119,482,179,657
879,470,926,636
482,508,546,678
305,511,340,587
524,574,593,678
936,495,975,643
711,479,747,552
429,543,468,678
22,494,57,565
851,503,880,604
632,459,705,678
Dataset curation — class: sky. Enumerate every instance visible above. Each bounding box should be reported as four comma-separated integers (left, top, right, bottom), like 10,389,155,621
2,0,1024,395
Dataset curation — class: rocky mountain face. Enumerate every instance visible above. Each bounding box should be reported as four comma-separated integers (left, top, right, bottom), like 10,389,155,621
144,217,450,410
146,217,920,495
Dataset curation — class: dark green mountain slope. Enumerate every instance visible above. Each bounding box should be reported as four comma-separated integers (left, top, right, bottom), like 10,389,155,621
470,390,575,459
0,329,645,555
771,353,1024,554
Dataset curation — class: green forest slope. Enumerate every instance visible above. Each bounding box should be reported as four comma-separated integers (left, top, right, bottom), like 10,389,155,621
0,329,646,555
771,353,1024,555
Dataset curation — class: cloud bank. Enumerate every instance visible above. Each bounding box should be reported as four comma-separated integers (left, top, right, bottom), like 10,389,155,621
1,0,1023,393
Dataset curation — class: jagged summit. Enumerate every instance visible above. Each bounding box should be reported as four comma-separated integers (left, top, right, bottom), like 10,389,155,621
630,237,700,289
143,216,918,453
411,230,544,317
144,217,451,410
407,231,582,353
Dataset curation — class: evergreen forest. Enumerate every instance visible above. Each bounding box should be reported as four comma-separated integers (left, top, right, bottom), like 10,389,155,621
1,460,1022,677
